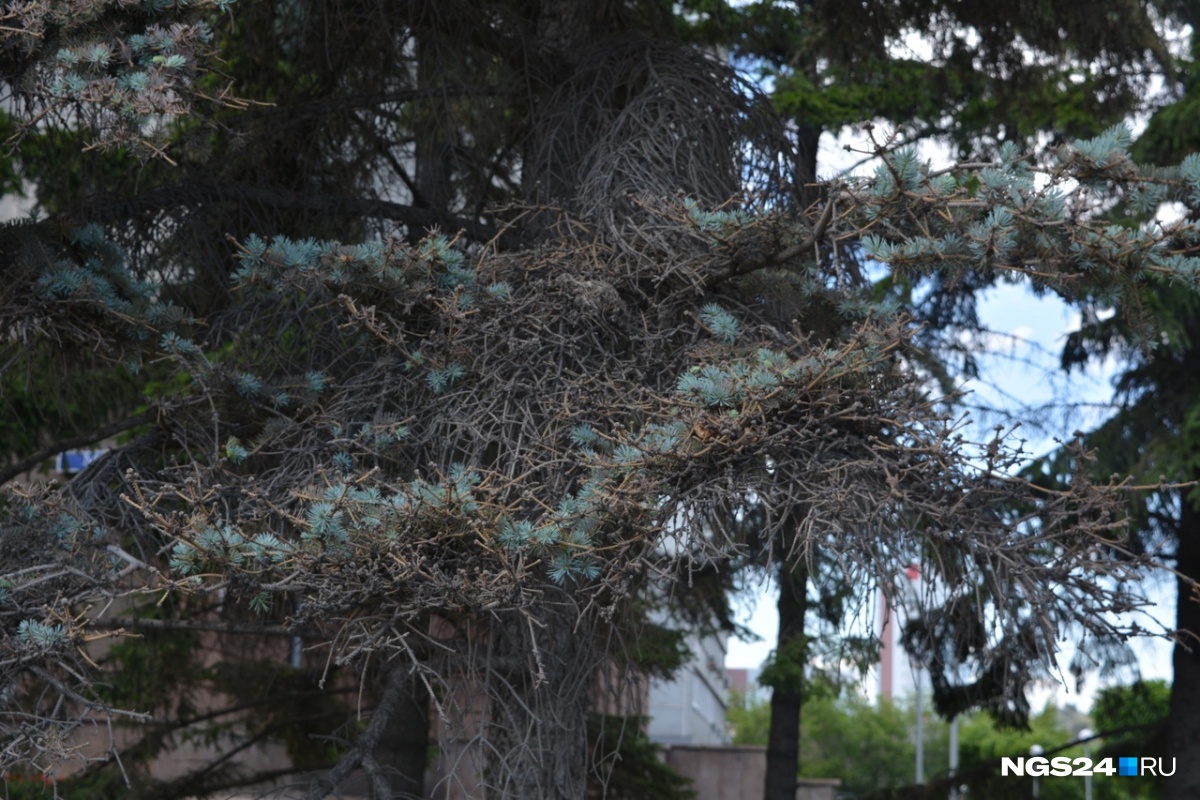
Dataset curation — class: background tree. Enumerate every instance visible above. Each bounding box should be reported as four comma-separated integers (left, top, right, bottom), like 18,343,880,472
1020,7,1200,795
732,681,1166,800
700,3,1187,796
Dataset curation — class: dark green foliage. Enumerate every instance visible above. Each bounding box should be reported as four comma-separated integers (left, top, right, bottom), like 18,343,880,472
207,659,351,767
758,632,810,695
1093,679,1170,743
1134,29,1200,167
95,623,202,714
0,345,143,466
713,0,1169,157
1085,681,1169,800
628,620,693,680
0,219,189,473
729,686,1149,800
587,714,696,800
59,625,355,799
3,3,1200,799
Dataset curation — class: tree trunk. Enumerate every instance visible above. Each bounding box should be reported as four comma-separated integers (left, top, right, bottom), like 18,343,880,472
487,596,593,800
414,29,452,219
373,671,430,799
763,555,809,800
1164,494,1200,799
536,0,616,65
793,123,822,211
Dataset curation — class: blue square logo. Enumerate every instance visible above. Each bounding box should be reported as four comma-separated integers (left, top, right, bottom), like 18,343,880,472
1119,757,1139,777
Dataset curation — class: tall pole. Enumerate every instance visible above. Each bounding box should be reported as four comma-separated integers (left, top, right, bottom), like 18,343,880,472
905,563,924,785
1079,729,1094,800
879,589,894,701
915,662,924,784
949,716,960,799
1030,744,1044,799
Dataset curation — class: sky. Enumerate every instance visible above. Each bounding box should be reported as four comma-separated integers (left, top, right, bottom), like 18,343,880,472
723,128,1178,714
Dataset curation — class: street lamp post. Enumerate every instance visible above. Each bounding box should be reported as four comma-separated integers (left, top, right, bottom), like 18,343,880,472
915,662,924,784
1079,729,1094,800
1030,744,1044,799
903,564,924,786
949,716,960,800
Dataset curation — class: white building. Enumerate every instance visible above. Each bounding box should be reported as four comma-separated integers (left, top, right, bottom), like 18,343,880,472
647,629,731,746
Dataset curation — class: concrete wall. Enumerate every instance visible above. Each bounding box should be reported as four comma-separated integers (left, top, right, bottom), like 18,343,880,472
661,745,840,800
796,778,842,800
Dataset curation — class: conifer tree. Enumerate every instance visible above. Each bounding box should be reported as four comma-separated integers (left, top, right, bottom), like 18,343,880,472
0,3,1197,800
1028,23,1200,795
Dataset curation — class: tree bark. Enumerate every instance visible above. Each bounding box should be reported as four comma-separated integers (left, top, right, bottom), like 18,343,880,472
536,0,617,65
794,123,822,211
414,27,453,219
487,597,593,800
304,663,410,800
373,670,430,799
763,555,809,800
1164,494,1200,799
